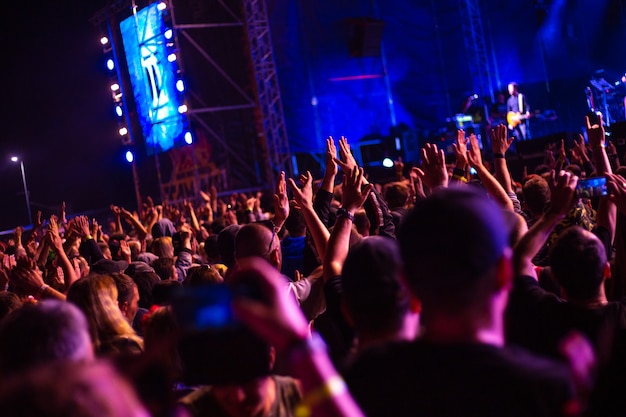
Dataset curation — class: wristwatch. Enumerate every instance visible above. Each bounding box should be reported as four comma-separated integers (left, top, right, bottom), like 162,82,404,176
336,207,355,222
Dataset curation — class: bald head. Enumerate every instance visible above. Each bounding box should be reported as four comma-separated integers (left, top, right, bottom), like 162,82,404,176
235,223,281,270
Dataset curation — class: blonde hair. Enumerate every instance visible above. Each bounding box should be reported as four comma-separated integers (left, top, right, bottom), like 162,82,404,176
67,275,143,355
151,237,174,258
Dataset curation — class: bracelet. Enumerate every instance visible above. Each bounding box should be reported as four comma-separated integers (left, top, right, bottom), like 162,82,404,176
294,375,347,417
494,153,505,159
452,174,468,183
37,284,49,299
336,208,355,222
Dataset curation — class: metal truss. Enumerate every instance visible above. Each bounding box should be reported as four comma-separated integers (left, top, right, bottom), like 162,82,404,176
243,0,293,184
459,0,496,102
92,0,289,191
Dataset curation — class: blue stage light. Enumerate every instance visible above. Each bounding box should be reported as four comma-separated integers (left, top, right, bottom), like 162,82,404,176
107,59,115,71
176,80,185,92
382,157,394,168
184,132,193,144
115,105,123,117
125,150,135,163
165,29,173,40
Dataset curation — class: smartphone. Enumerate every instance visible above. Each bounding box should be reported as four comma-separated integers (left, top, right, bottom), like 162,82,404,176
575,177,607,199
171,283,272,385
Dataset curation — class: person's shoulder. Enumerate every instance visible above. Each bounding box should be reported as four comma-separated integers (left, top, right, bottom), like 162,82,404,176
496,344,572,382
178,386,218,417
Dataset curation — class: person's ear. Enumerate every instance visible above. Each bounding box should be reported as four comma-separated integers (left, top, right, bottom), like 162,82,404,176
603,262,612,280
119,301,129,315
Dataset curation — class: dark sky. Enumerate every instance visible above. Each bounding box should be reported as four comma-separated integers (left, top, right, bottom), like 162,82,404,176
0,0,135,230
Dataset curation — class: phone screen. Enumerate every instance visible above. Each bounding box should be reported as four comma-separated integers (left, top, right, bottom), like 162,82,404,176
575,177,607,199
171,283,272,385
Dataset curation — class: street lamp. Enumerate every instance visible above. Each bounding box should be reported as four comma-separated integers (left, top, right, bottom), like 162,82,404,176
10,156,32,225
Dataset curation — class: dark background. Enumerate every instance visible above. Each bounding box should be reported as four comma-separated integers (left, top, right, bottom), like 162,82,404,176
1,0,625,230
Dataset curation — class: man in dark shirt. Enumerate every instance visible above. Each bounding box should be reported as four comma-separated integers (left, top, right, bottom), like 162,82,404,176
507,82,530,140
344,186,577,417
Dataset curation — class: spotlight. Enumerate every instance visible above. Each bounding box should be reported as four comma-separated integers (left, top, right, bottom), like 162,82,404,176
125,150,134,163
176,80,185,92
184,132,193,144
106,59,115,71
178,104,188,114
110,83,120,91
10,156,18,162
165,29,173,40
119,127,128,136
157,2,167,11
167,53,177,62
115,105,123,117
100,36,109,45
382,157,394,168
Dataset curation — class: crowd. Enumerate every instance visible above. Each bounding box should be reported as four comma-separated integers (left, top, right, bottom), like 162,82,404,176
1,116,626,417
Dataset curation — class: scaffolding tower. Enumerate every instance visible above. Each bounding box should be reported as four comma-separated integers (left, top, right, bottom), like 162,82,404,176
243,0,293,184
459,0,497,102
92,0,290,195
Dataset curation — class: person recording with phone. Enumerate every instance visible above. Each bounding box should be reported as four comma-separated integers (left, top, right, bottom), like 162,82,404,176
507,82,531,141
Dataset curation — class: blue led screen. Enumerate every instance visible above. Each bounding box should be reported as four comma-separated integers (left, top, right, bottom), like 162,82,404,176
120,3,186,155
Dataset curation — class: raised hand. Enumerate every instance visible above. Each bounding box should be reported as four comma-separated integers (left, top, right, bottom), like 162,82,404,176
467,134,484,168
452,129,468,167
547,170,578,216
325,136,338,177
419,143,448,189
607,173,626,215
491,124,513,155
272,171,290,230
73,215,91,238
231,257,310,352
335,136,358,175
410,167,427,200
288,171,314,210
49,216,59,238
586,113,605,149
342,166,374,213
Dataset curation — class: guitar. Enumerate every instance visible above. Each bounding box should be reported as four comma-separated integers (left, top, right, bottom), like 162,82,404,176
507,111,531,129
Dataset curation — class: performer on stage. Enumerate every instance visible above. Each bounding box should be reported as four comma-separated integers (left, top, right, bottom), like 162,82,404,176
507,82,531,141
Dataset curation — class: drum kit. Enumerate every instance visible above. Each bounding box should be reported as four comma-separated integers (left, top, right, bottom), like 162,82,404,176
587,71,626,125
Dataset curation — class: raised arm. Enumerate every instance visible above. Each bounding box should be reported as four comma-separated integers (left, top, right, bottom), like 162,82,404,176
321,137,339,194
232,257,364,417
513,171,578,279
587,114,616,242
467,133,514,211
46,217,77,290
289,171,330,264
183,199,201,234
491,124,515,194
416,143,448,191
272,171,290,232
119,207,148,241
323,166,372,281
451,129,469,184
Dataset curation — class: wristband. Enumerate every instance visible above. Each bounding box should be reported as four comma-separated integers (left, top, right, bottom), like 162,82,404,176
295,375,347,417
493,153,505,159
452,174,468,183
336,208,355,222
37,284,49,299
